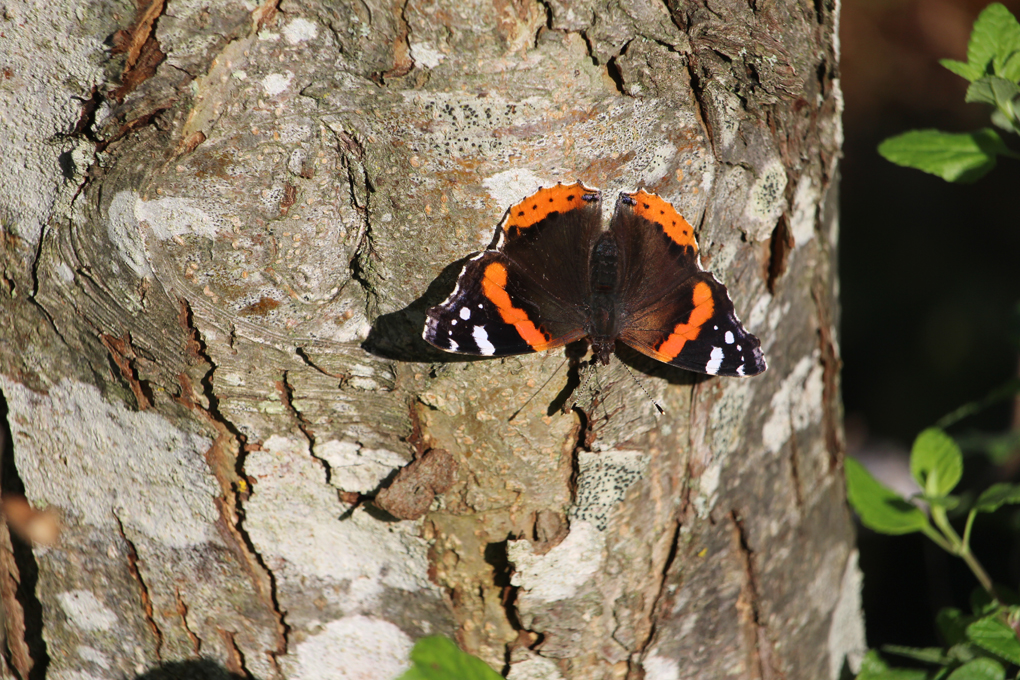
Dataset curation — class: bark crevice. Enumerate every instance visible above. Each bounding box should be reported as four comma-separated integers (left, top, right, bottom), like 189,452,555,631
628,517,682,675
114,512,164,660
731,511,782,680
176,298,291,671
174,588,202,656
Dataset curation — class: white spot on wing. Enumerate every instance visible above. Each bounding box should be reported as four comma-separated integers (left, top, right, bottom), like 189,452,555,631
459,307,471,320
473,326,495,355
448,339,459,351
706,347,724,375
736,364,745,376
725,331,735,344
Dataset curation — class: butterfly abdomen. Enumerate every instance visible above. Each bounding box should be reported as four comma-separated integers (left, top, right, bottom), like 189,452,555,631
587,232,622,365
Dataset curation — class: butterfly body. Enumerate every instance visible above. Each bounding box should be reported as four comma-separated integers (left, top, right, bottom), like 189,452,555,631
422,182,767,378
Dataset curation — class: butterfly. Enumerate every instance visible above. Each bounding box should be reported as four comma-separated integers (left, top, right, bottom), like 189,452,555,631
422,182,766,377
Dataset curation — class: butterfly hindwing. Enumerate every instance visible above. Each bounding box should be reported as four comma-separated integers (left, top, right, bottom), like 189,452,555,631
619,272,767,376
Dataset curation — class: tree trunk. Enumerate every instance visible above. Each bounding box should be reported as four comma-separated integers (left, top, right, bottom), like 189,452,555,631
0,0,860,678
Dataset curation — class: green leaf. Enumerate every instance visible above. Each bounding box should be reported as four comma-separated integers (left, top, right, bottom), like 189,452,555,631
942,58,982,82
911,429,964,497
856,651,932,680
990,108,1017,133
974,483,1020,513
878,129,1008,183
1001,50,1020,82
966,617,1020,665
945,642,980,664
397,637,503,680
859,651,891,675
966,76,1020,126
966,76,1020,106
938,608,973,646
967,4,1020,80
946,657,1006,680
883,645,948,664
845,457,930,535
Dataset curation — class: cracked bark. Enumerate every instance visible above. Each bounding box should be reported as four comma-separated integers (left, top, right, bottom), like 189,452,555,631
0,0,861,678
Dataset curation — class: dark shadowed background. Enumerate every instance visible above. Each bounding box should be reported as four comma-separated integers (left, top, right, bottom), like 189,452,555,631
841,0,1020,650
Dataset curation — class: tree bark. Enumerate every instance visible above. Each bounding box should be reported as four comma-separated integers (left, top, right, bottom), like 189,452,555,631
0,0,861,678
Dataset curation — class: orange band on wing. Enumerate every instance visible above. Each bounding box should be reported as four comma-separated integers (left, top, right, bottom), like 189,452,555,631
656,281,714,359
504,183,596,231
481,262,554,349
626,190,698,250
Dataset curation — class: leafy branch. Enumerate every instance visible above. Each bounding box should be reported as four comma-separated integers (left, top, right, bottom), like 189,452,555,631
879,3,1020,182
847,426,1020,680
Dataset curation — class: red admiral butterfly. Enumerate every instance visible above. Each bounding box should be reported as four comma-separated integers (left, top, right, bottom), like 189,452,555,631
422,182,767,377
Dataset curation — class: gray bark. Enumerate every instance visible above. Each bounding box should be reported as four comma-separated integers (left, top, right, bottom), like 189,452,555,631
0,0,862,678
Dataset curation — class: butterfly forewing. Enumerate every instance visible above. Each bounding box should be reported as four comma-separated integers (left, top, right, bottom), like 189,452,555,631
423,182,601,358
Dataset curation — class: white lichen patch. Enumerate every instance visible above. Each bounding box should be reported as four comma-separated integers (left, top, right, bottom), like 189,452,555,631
282,17,318,45
708,380,752,457
107,191,153,278
642,654,681,680
790,174,819,247
284,615,413,680
708,87,743,152
261,71,294,97
55,261,75,283
316,440,407,493
507,651,566,680
133,193,225,240
624,142,676,186
743,160,788,242
694,462,721,519
828,550,866,680
1,378,220,548
747,292,772,332
767,300,792,333
244,436,433,610
761,352,825,454
508,520,603,602
56,670,104,680
76,645,111,669
482,169,550,210
57,590,118,632
571,450,649,530
0,0,105,248
409,42,446,69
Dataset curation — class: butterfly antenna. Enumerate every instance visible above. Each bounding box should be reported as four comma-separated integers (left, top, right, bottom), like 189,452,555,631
586,360,614,425
509,357,569,422
621,362,666,415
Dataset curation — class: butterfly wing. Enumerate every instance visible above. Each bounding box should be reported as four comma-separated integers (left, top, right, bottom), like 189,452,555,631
423,182,602,357
612,190,767,376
